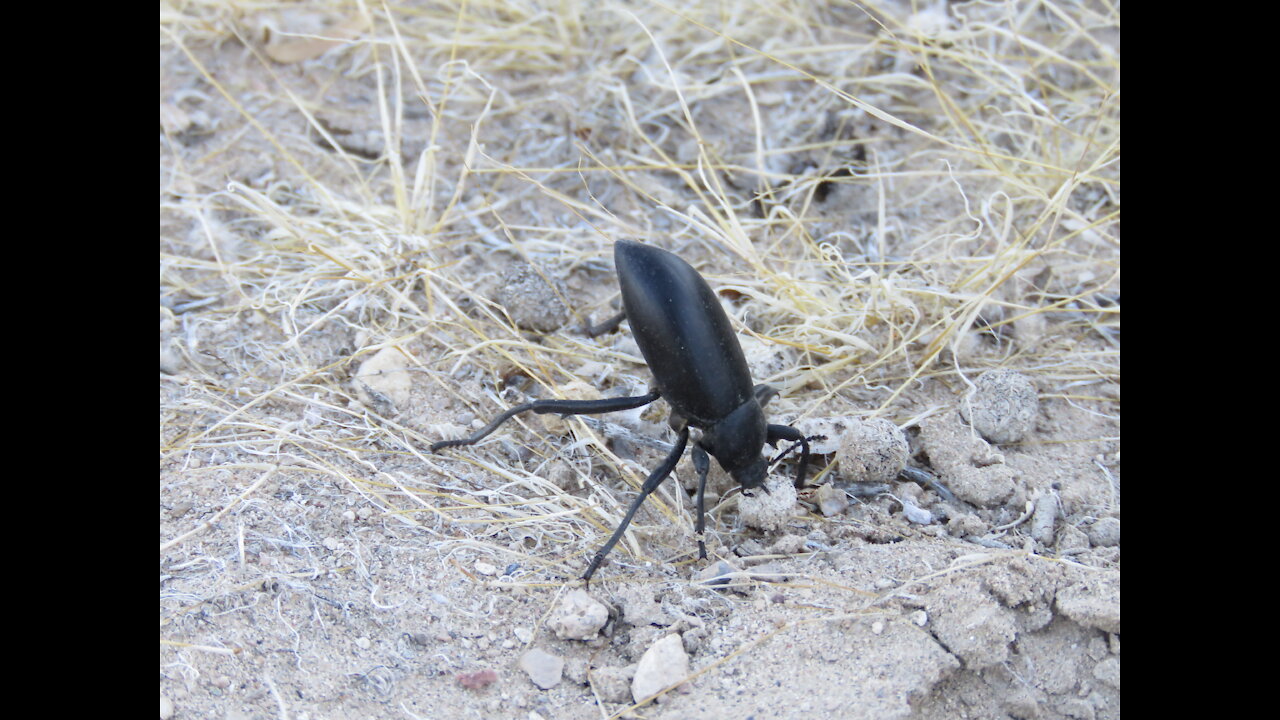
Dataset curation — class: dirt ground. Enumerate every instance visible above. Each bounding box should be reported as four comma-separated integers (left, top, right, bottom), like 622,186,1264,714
161,3,1119,719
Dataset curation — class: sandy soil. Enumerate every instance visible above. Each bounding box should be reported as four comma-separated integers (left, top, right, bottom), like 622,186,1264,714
161,3,1119,719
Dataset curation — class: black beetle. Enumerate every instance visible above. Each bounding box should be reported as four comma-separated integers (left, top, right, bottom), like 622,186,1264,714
432,239,817,580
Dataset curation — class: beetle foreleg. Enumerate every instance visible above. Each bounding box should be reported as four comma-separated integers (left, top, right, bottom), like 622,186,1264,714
767,425,825,490
431,390,661,452
582,426,690,582
692,445,711,560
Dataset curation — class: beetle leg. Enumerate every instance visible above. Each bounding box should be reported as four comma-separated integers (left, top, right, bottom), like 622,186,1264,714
582,427,690,582
431,390,661,452
583,310,627,337
752,384,779,408
766,424,824,490
691,444,711,560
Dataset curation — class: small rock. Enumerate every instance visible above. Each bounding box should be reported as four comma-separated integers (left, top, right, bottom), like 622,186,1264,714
457,669,498,690
631,634,690,702
1088,517,1121,547
768,534,806,555
160,342,183,375
748,561,790,582
960,369,1039,444
160,693,174,720
1001,688,1044,719
693,560,739,587
547,589,609,640
474,561,497,576
1056,572,1121,633
682,627,708,653
1058,524,1090,552
518,648,565,690
836,418,909,483
617,587,671,627
814,484,848,517
947,512,988,538
1030,492,1059,545
899,495,933,524
353,346,414,414
591,665,636,704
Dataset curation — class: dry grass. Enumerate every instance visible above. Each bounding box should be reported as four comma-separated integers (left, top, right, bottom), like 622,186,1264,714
161,0,1117,653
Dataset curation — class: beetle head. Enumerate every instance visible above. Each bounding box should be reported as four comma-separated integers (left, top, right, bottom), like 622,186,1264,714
729,457,770,493
701,400,769,491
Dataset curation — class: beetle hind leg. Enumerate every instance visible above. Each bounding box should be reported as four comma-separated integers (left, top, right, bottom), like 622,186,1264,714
582,427,690,582
583,310,626,337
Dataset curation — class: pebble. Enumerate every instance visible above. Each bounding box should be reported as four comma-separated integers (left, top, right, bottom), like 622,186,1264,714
457,669,498,690
1055,573,1121,633
518,648,564,690
1093,657,1121,689
1058,524,1091,552
1088,516,1121,547
474,561,497,576
547,589,608,640
353,346,414,413
1030,491,1059,545
591,665,636,704
899,495,933,524
160,694,174,720
160,342,183,374
814,484,848,517
693,560,739,587
617,587,671,626
631,633,690,702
